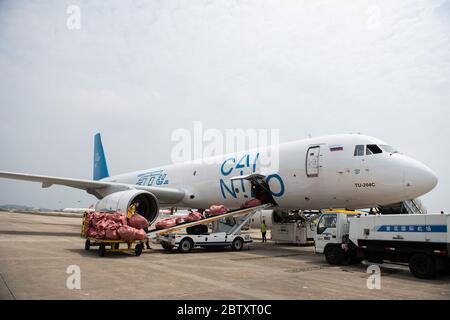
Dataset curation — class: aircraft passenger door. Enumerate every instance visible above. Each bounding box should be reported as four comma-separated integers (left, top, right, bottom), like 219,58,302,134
306,146,320,177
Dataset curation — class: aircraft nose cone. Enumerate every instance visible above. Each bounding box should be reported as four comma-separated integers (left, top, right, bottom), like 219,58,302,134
404,160,438,198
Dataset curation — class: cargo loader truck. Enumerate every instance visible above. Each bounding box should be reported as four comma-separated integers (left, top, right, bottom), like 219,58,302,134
315,210,449,279
147,204,271,253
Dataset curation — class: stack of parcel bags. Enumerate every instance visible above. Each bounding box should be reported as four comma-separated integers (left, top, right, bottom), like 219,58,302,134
85,198,263,237
86,212,149,241
155,199,262,230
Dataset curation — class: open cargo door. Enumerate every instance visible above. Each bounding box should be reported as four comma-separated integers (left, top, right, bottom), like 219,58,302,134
231,173,278,206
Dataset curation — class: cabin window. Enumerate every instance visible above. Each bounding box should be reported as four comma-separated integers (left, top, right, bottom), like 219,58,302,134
354,145,364,156
366,144,383,155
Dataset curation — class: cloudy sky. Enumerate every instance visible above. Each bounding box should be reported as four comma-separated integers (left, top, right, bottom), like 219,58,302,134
0,0,449,211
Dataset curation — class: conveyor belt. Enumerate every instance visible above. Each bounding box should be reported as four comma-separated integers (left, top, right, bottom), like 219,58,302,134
147,204,272,238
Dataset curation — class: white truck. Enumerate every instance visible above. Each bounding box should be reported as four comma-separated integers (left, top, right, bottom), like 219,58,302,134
315,210,450,279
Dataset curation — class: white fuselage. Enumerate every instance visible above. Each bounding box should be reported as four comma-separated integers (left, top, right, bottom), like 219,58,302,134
104,134,437,211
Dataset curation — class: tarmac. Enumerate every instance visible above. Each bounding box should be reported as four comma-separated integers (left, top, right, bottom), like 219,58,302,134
0,211,449,300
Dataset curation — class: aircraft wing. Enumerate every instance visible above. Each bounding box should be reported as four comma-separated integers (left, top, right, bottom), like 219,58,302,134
0,171,185,204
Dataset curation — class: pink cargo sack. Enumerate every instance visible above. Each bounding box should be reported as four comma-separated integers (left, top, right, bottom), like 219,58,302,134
134,229,148,240
184,211,204,222
109,213,127,226
96,218,120,231
205,205,228,217
175,216,187,225
241,198,262,208
85,212,129,240
155,218,177,230
86,227,98,238
128,213,149,229
90,214,106,228
117,225,140,242
96,229,106,239
105,229,121,240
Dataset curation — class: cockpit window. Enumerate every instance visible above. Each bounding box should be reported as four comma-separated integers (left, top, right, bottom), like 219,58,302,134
354,145,364,156
380,145,398,154
366,144,383,155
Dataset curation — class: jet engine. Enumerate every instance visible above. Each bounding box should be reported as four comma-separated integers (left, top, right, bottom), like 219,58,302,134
95,189,160,224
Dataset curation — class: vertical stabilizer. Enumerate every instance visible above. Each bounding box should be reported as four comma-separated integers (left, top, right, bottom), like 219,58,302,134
93,133,109,180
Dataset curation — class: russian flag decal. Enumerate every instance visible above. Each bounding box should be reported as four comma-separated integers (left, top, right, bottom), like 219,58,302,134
329,145,344,152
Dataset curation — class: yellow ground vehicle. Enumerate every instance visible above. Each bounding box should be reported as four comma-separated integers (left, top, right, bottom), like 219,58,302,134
83,238,149,257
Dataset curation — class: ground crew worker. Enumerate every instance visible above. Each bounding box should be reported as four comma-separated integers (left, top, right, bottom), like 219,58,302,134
127,202,138,219
261,220,267,243
128,202,151,249
144,225,151,250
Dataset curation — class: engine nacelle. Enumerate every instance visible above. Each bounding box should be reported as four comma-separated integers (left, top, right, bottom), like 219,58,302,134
95,189,160,225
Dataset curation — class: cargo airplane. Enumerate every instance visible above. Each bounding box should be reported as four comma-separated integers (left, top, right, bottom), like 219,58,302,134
0,133,438,224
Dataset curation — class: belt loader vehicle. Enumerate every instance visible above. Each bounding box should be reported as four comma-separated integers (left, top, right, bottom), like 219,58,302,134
148,204,271,253
315,210,450,279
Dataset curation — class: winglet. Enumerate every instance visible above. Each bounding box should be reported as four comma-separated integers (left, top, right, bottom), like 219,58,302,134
93,133,109,180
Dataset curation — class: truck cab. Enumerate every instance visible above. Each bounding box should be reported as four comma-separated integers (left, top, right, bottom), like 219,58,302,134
314,210,360,264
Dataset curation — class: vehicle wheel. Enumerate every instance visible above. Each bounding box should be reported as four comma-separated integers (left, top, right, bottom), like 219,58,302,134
409,253,437,279
84,239,91,251
99,244,106,257
135,243,143,256
231,238,244,251
178,238,193,253
161,243,174,251
324,245,344,265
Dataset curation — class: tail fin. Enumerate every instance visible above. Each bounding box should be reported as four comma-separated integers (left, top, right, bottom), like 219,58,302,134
93,133,110,180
